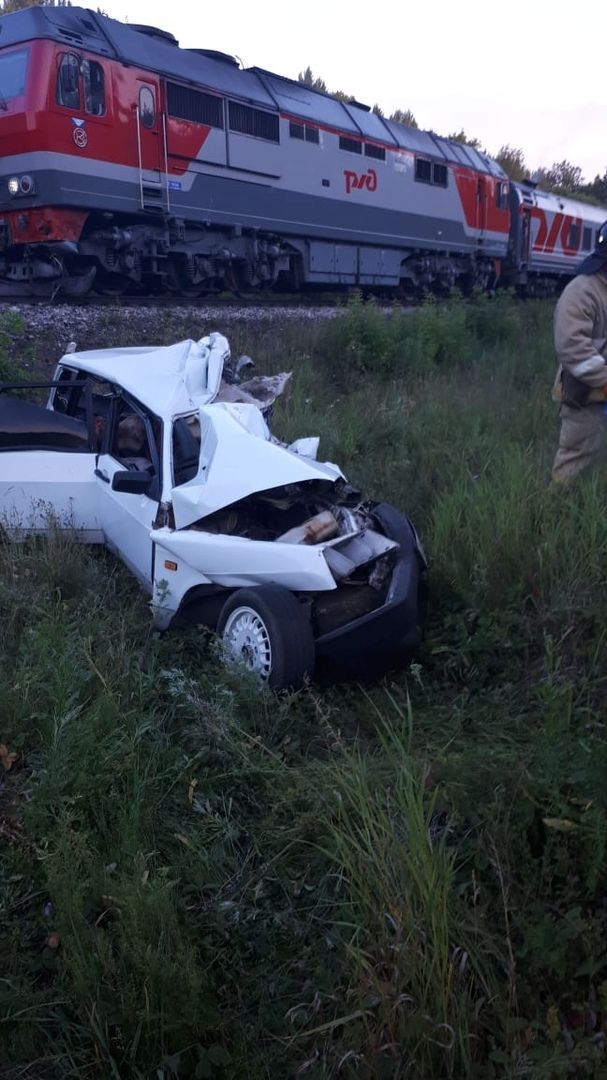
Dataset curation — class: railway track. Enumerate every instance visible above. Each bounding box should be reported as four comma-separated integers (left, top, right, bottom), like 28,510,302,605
0,286,354,307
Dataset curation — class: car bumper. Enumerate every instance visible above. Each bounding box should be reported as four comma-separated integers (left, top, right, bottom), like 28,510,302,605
314,502,427,673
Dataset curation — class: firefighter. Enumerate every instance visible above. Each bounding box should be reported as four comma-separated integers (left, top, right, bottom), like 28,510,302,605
552,222,607,483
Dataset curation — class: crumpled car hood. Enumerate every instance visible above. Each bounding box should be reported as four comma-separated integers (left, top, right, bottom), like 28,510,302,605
171,402,343,530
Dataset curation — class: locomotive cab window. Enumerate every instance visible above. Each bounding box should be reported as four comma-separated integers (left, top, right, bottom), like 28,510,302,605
82,59,105,117
139,86,155,129
56,53,80,110
496,180,509,210
0,48,29,101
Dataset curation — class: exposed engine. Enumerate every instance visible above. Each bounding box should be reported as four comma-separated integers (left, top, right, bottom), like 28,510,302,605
189,480,399,635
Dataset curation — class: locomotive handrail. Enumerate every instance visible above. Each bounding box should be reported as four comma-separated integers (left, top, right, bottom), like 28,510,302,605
136,104,170,213
135,104,144,211
162,112,171,214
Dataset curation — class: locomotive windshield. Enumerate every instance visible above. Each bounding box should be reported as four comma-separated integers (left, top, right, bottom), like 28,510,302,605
0,48,28,104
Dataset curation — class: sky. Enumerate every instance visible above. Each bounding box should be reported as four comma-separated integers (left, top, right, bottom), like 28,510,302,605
97,0,605,181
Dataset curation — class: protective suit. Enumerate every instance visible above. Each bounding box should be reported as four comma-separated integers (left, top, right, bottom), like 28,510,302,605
551,233,607,483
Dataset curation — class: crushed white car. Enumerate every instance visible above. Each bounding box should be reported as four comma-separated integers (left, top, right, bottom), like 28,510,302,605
0,333,427,689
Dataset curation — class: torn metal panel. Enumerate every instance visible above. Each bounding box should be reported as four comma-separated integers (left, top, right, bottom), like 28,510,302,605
215,371,292,412
52,332,230,416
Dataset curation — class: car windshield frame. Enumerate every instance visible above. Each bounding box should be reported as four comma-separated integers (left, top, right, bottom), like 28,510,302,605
0,47,29,102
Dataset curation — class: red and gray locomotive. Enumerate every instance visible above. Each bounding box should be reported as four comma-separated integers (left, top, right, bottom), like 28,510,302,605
0,4,602,298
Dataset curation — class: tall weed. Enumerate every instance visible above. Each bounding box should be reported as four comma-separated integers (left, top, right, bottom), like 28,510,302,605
309,706,503,1077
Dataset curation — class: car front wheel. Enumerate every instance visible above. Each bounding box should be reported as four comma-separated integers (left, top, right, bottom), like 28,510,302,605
217,585,315,691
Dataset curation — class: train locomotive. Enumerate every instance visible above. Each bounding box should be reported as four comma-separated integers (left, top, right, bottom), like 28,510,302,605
0,4,603,299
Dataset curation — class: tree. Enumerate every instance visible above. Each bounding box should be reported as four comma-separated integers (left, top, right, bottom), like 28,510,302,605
297,67,327,93
389,108,418,129
332,89,357,103
446,129,482,149
371,103,384,117
494,145,527,182
540,159,584,195
582,169,607,205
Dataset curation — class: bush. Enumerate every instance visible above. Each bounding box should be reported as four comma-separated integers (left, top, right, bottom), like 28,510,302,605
0,310,28,380
314,290,546,382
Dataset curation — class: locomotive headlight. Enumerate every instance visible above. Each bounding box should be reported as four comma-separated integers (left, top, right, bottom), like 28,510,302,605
7,175,35,197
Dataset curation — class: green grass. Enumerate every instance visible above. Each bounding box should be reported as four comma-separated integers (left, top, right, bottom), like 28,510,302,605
2,296,607,1077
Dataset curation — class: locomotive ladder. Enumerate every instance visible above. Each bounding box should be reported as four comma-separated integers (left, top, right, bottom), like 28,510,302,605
136,108,171,215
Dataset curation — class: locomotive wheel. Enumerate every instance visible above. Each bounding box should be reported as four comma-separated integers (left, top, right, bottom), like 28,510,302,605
166,276,208,299
180,286,208,299
95,273,131,297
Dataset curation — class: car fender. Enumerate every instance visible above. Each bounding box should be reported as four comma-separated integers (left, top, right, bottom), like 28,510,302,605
151,539,215,628
153,525,337,599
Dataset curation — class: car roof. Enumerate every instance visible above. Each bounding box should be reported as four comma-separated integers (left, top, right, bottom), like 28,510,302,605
59,336,228,417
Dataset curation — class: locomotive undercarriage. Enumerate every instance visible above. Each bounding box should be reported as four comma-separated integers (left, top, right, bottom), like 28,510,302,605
0,215,295,298
83,220,292,296
0,211,504,300
398,251,497,297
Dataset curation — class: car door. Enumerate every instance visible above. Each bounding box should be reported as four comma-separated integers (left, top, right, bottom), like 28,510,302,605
94,392,161,588
0,384,101,540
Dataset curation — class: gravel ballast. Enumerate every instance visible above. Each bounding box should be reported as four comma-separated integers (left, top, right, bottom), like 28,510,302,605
1,301,343,375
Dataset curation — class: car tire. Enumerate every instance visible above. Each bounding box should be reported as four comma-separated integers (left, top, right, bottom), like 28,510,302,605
217,585,315,691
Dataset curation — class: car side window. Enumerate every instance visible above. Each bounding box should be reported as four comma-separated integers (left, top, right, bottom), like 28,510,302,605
110,402,155,473
52,368,79,414
53,370,114,438
57,373,112,442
